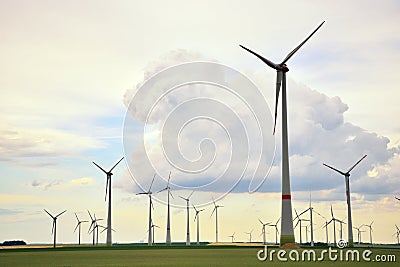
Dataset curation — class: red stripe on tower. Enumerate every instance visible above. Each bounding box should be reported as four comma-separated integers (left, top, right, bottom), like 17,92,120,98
282,194,291,200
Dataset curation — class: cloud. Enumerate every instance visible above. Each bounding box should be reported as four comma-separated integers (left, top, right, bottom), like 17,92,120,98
69,177,95,186
31,179,62,190
0,119,105,164
118,49,400,204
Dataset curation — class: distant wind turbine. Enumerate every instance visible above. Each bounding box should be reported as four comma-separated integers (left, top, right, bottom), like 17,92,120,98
74,212,88,245
293,209,310,244
88,210,103,246
157,171,173,245
353,225,365,244
92,157,124,246
179,191,194,246
259,219,270,245
211,198,223,243
245,230,254,243
323,154,367,247
362,221,374,245
228,232,235,243
327,205,344,246
136,174,156,246
393,225,400,245
193,205,205,246
267,217,280,245
240,21,325,246
297,193,316,246
44,209,66,248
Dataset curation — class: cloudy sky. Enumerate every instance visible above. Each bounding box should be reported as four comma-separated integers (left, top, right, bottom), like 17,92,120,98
1,0,400,245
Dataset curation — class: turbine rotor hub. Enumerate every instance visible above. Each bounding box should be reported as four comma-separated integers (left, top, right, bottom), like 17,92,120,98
279,64,289,72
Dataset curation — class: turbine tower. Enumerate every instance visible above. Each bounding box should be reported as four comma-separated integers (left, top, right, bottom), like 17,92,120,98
228,232,235,243
157,171,173,245
74,212,88,245
44,209,66,248
323,154,367,247
136,174,156,246
211,199,223,243
92,157,124,246
240,21,325,246
180,191,194,246
393,225,400,244
267,217,281,244
193,205,205,245
259,219,270,245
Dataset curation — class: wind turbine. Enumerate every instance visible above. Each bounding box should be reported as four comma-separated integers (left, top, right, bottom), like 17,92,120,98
362,221,374,245
92,157,124,246
74,213,88,245
240,21,325,246
180,191,194,246
327,205,345,246
297,193,316,246
88,210,103,246
150,221,160,245
136,174,156,246
44,209,66,248
393,225,400,245
267,217,280,245
193,205,205,246
353,225,365,244
245,230,254,243
228,232,235,243
323,154,367,247
211,198,223,243
315,211,329,244
157,171,173,245
259,219,270,245
293,209,310,244
338,218,347,240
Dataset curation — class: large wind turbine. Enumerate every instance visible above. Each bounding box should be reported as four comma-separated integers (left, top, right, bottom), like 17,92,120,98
157,171,173,245
180,191,194,246
259,219,270,245
211,199,223,243
92,157,124,246
74,213,88,245
44,209,66,248
193,205,205,246
362,221,374,245
267,217,281,245
323,154,367,247
240,21,325,246
136,174,156,246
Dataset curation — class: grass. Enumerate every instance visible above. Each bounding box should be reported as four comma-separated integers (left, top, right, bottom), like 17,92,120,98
0,244,399,266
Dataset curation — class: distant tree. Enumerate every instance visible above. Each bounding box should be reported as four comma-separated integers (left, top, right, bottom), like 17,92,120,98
1,240,27,246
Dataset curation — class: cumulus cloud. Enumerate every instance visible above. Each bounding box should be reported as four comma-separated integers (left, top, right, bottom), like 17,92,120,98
119,50,400,202
69,177,95,186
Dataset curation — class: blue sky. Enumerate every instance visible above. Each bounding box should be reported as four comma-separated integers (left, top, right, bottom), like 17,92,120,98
1,0,400,245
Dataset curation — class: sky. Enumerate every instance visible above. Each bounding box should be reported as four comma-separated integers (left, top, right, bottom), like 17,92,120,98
1,0,400,245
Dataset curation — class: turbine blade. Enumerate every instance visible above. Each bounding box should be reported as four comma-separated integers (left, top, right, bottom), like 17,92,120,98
167,171,172,187
157,187,167,193
92,161,108,174
52,221,55,235
55,210,67,218
105,177,109,202
347,155,367,173
273,71,282,135
298,208,308,217
323,163,346,175
239,45,278,69
74,212,79,222
210,207,216,217
192,204,198,213
276,217,281,225
281,21,325,64
148,173,156,192
330,205,334,218
395,196,400,201
109,157,124,172
258,218,264,225
187,190,194,199
44,209,54,219
169,191,174,199
74,222,79,232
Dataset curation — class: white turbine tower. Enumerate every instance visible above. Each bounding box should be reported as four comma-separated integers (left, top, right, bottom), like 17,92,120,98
259,219,270,245
393,225,400,244
323,154,367,247
267,217,280,245
193,205,205,246
74,213,88,245
240,21,325,246
180,191,194,246
136,174,156,246
211,199,223,243
92,157,124,246
44,209,66,248
157,171,173,245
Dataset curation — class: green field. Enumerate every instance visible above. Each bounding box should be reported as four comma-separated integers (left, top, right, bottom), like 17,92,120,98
0,245,399,266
